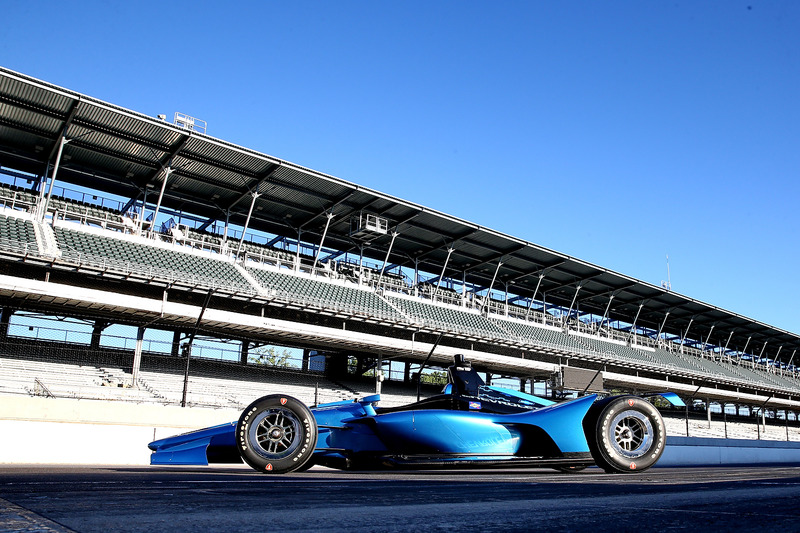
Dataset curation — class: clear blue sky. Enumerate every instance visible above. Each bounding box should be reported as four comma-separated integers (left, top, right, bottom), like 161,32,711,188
2,1,798,334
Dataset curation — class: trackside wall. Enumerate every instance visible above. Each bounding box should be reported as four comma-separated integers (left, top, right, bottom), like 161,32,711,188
4,396,800,467
0,396,239,465
659,436,800,467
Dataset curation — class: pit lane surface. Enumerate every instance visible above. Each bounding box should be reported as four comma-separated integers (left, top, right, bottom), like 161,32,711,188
1,465,799,532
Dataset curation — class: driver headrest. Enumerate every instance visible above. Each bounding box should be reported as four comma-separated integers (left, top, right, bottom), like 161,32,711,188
453,354,471,368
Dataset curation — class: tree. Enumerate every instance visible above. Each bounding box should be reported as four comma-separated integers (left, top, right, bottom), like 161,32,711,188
249,345,295,368
419,370,448,386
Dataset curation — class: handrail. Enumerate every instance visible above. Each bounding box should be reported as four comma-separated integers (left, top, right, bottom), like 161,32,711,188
33,378,54,398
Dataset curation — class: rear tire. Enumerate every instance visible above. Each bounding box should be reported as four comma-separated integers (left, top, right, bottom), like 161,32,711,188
588,396,665,473
236,395,318,474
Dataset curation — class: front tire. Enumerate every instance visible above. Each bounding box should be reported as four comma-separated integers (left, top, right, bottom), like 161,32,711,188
588,396,665,473
236,395,318,474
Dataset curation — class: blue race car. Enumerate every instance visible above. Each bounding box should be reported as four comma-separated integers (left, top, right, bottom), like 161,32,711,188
149,355,683,474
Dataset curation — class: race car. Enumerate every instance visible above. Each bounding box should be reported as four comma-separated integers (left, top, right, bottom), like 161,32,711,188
148,355,684,474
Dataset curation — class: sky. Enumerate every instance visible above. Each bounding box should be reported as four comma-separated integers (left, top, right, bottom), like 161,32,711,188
1,1,798,334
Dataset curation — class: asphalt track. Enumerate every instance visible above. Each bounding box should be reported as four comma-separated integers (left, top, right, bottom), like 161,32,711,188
1,465,800,533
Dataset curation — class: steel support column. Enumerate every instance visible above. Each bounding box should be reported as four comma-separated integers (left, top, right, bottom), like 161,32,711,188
786,350,797,376
313,212,335,271
240,341,250,365
222,211,231,246
702,324,715,354
235,192,261,260
773,346,783,372
679,317,694,353
290,233,301,271
525,273,545,321
149,167,172,235
628,301,644,342
375,355,383,395
740,336,752,365
376,231,399,289
171,330,182,358
90,320,109,351
435,247,455,295
40,136,70,221
722,330,735,362
413,257,419,295
757,342,768,369
600,295,617,336
562,284,582,328
480,261,503,313
656,310,670,345
137,185,152,235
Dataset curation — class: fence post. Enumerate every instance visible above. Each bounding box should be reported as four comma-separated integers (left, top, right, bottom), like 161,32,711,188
757,408,761,440
132,326,144,388
787,410,790,442
723,405,728,439
685,402,690,437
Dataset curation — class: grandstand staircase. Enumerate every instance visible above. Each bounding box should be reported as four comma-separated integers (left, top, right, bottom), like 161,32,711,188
377,293,419,325
33,220,60,258
98,367,131,388
327,378,361,399
233,263,265,295
135,377,170,403
490,319,517,340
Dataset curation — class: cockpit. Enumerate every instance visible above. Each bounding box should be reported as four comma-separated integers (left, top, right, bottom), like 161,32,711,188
447,353,484,397
376,354,549,415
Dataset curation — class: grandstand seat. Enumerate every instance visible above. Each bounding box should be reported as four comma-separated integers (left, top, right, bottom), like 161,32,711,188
0,213,37,246
52,224,254,293
0,183,38,212
247,265,407,321
387,295,504,339
492,318,587,353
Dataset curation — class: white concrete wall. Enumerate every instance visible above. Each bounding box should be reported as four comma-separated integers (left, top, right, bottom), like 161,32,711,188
659,436,800,467
0,395,238,465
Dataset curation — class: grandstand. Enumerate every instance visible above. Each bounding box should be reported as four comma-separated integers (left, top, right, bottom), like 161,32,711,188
1,65,800,447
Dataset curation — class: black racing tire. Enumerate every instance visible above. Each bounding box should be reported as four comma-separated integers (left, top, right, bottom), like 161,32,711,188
292,459,316,473
587,395,665,474
236,395,318,474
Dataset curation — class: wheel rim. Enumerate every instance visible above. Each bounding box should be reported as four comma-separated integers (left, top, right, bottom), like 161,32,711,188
609,409,653,459
248,408,302,459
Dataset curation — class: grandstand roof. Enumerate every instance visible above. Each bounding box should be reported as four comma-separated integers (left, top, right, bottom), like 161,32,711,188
1,66,798,364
